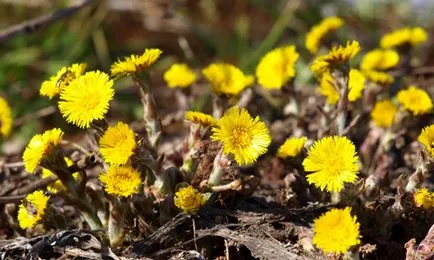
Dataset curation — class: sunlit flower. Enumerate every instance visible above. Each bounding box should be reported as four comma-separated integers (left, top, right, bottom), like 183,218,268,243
319,69,365,105
111,48,162,78
58,71,114,128
174,186,208,214
17,190,50,229
185,111,217,127
40,63,87,99
0,96,13,137
202,63,254,96
42,157,78,193
164,63,197,88
360,49,399,71
277,136,307,158
23,128,64,173
418,124,434,158
380,27,428,48
303,136,359,192
256,45,299,89
397,86,433,115
99,122,136,165
371,100,398,128
413,188,434,209
99,166,142,197
211,106,271,165
305,16,344,54
362,70,394,85
313,207,361,254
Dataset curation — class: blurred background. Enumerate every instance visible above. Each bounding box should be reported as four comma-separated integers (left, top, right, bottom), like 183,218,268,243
1,0,434,155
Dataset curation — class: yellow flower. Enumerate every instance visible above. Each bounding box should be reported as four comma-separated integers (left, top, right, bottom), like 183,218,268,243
111,48,162,78
58,71,114,128
371,100,398,128
211,106,271,165
40,63,87,99
42,157,78,193
255,45,299,89
413,188,434,209
22,128,64,173
164,63,197,88
99,122,136,165
202,63,254,96
174,185,208,214
311,41,361,77
99,166,142,197
303,136,359,192
305,16,344,54
418,124,434,158
319,69,365,105
0,96,13,137
277,136,307,158
360,49,399,71
362,70,394,85
17,190,50,229
313,207,361,254
185,111,217,127
380,27,428,48
397,86,433,115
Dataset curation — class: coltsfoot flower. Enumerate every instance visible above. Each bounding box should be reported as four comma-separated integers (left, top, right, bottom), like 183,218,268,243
111,48,162,78
42,157,78,193
305,16,344,54
313,207,361,254
371,100,398,128
185,111,217,127
413,188,434,209
17,190,50,229
202,63,254,96
418,124,434,158
362,70,394,85
211,107,271,165
99,166,142,197
99,122,136,165
22,128,64,173
40,63,87,99
277,136,307,158
0,96,13,137
174,186,208,214
58,71,114,128
164,63,197,88
380,27,428,48
397,86,433,115
319,69,365,105
255,45,299,89
303,136,359,192
360,49,399,71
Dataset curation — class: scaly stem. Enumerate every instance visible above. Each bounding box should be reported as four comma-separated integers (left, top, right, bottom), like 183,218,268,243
108,198,126,247
336,71,350,136
208,148,231,186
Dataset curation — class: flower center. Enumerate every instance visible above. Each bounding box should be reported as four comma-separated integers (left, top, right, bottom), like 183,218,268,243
231,126,252,148
326,155,346,176
82,96,100,110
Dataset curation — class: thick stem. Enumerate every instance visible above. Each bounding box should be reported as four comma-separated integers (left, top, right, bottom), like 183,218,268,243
208,148,231,186
212,95,229,119
108,199,126,247
336,72,350,136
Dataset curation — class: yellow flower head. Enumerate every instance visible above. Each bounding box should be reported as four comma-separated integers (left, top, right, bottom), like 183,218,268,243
380,27,428,48
360,49,400,71
174,185,208,214
397,86,433,115
371,100,398,128
99,122,136,166
303,136,359,192
418,124,434,158
256,45,299,89
22,128,64,173
277,136,307,158
40,63,87,99
185,111,217,127
211,107,271,165
42,157,78,193
58,71,114,128
413,188,434,209
17,190,50,229
164,63,197,88
305,16,344,54
0,96,13,137
202,63,254,96
99,166,142,197
319,69,365,105
111,48,162,78
313,207,361,254
362,70,394,85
